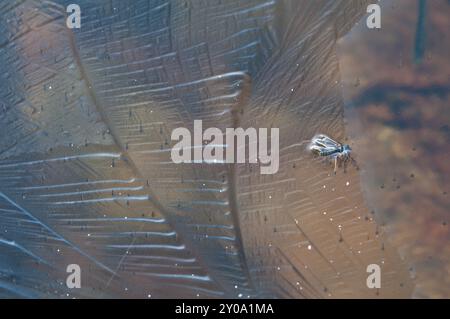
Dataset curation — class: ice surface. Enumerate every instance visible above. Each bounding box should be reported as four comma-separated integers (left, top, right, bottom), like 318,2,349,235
0,0,412,298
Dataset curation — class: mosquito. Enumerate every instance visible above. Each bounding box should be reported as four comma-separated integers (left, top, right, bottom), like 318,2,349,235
308,134,358,174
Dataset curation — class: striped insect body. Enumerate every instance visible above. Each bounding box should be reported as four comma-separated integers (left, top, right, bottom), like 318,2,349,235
308,134,356,173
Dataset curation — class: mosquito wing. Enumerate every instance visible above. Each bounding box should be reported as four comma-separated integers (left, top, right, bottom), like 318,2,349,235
314,134,341,148
309,134,341,155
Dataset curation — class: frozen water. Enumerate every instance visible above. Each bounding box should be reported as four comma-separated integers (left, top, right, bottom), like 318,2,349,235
0,0,412,298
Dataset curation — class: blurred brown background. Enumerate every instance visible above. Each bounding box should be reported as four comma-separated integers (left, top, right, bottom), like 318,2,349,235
338,0,450,298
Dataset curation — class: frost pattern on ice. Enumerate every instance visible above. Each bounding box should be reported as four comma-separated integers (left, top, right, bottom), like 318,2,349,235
0,0,412,298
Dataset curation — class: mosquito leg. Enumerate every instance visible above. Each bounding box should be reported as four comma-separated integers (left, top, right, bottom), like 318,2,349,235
334,157,337,174
350,156,360,171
